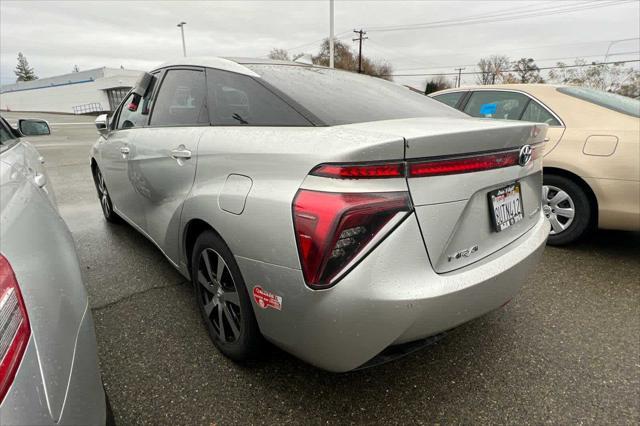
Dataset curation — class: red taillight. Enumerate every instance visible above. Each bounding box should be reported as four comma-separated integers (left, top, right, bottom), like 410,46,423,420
293,190,411,288
311,163,405,179
409,151,520,177
0,255,30,403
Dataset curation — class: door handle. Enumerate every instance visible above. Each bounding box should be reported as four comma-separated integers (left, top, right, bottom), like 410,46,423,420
120,146,130,159
33,173,47,188
170,146,192,160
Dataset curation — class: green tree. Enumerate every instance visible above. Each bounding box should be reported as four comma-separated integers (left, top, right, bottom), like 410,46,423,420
424,75,451,94
512,58,544,83
14,52,38,81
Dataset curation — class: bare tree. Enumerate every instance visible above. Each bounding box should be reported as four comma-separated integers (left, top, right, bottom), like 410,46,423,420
312,39,394,80
512,58,543,83
268,48,291,61
476,55,510,85
617,71,640,98
548,59,635,92
424,75,451,94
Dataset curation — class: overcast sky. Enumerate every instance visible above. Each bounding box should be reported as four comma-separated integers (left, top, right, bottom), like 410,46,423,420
1,0,639,88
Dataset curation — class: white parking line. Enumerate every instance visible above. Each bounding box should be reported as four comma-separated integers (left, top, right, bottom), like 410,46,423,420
48,122,94,126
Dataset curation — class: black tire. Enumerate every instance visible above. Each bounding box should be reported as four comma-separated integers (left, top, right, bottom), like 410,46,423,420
191,230,262,361
105,392,116,426
543,174,592,245
92,165,121,223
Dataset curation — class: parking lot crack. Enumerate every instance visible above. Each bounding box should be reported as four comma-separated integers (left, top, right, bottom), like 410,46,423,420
91,280,189,311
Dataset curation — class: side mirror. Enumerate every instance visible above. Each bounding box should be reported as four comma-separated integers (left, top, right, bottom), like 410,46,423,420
18,119,51,137
95,114,109,137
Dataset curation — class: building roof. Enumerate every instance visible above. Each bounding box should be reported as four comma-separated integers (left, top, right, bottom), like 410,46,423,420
1,67,142,93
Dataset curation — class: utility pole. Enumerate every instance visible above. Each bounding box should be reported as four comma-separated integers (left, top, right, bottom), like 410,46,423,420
454,67,465,87
329,0,335,68
177,21,187,57
353,29,367,73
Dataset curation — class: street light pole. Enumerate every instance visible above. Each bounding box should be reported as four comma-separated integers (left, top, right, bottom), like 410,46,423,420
329,0,334,68
177,22,187,57
603,37,636,62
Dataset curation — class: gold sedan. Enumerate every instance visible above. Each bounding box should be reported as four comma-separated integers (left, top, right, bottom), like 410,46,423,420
431,84,640,244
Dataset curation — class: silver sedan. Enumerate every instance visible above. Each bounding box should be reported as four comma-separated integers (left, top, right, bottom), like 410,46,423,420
0,116,111,425
91,58,550,372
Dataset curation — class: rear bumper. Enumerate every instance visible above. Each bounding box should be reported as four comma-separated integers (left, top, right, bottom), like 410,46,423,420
0,304,106,425
240,213,549,372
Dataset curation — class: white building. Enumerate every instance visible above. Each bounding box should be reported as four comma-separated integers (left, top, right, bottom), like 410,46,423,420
0,67,142,114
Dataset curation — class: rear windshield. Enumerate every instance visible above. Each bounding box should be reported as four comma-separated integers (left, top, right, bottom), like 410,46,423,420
245,64,465,125
557,86,640,117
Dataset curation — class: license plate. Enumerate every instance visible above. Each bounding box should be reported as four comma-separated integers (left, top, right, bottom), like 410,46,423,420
489,183,524,232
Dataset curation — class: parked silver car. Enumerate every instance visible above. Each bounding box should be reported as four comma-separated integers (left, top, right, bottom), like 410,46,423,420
0,116,111,425
90,58,550,372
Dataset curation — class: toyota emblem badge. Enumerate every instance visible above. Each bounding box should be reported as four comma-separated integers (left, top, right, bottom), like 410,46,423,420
519,145,533,167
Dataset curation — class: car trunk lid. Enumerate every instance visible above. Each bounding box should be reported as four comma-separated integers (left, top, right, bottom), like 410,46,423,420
342,117,547,273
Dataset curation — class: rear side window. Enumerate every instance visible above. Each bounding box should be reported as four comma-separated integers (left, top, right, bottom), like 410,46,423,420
150,69,208,126
432,92,465,109
206,68,311,126
464,91,529,120
521,100,561,126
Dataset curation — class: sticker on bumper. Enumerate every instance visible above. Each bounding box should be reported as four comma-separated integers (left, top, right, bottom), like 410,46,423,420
253,286,282,311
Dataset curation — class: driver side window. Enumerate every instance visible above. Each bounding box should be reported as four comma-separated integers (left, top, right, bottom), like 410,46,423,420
117,93,144,129
116,76,157,130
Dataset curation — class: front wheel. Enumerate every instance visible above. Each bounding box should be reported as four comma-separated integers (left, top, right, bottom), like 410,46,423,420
543,174,592,245
191,231,263,361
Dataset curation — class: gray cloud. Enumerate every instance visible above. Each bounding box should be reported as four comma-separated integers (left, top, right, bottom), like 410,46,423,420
1,0,638,89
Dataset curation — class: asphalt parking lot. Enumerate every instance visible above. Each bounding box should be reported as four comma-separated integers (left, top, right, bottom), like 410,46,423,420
4,111,639,425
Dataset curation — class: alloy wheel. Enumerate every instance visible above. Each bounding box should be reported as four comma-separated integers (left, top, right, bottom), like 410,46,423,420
542,184,576,235
196,248,242,343
96,169,111,217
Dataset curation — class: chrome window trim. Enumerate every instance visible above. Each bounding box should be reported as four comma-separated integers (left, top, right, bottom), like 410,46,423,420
435,88,565,128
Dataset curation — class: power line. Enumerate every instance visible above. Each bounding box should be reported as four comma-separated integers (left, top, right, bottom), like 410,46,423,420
390,38,640,71
393,50,640,73
280,29,352,53
366,1,585,31
384,59,640,77
366,0,634,33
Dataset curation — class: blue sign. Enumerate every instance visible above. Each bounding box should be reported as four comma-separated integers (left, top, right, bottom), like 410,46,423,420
479,103,497,115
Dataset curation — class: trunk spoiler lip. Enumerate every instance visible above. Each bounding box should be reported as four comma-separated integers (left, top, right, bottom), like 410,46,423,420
309,142,545,180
